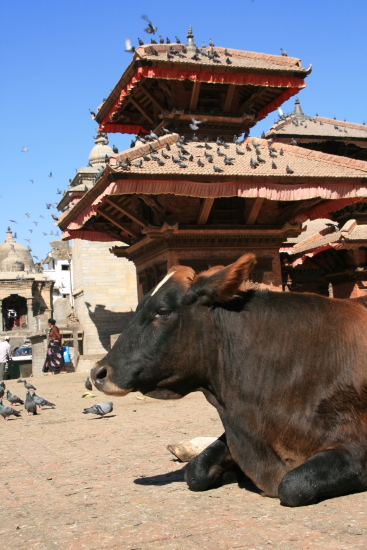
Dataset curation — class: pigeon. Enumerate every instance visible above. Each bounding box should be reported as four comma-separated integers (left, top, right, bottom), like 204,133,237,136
33,221,38,226
23,380,36,391
178,161,188,168
175,36,181,43
192,134,199,142
204,150,213,159
290,138,298,145
167,52,174,59
224,49,232,57
149,130,158,140
190,117,206,131
250,158,259,169
42,232,48,236
142,15,157,34
56,188,62,194
150,38,157,44
272,161,277,169
217,148,226,157
25,239,31,243
177,51,186,58
198,159,205,167
83,402,114,417
166,143,171,151
257,155,266,163
281,48,288,56
0,399,22,421
209,38,215,47
233,135,242,144
226,57,232,65
189,155,194,162
133,159,143,168
124,38,136,53
31,392,55,409
49,172,53,178
25,212,30,218
236,147,245,155
21,146,28,153
280,149,284,156
191,53,200,61
29,179,34,184
89,109,96,118
25,391,38,416
172,155,180,163
0,386,4,399
6,390,24,406
0,381,5,390
246,144,252,151
224,157,234,165
151,154,159,161
162,150,170,159
269,151,277,158
268,145,277,152
286,165,294,174
138,37,144,46
214,165,224,173
9,220,18,224
166,37,171,44
119,161,130,170
205,142,212,150
85,377,93,391
178,152,187,161
157,159,165,166
143,154,151,161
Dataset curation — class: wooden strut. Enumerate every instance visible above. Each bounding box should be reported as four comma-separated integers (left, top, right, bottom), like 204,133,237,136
246,198,265,225
277,198,325,226
238,88,267,116
189,82,201,111
223,84,236,114
98,207,140,239
129,97,154,125
139,84,165,112
197,198,215,225
104,197,149,230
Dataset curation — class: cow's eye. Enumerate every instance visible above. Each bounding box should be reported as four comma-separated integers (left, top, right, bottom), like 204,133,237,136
154,308,172,318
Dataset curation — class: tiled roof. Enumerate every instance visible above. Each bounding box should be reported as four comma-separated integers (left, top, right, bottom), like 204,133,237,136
110,134,367,179
285,219,338,244
137,44,310,74
267,116,367,141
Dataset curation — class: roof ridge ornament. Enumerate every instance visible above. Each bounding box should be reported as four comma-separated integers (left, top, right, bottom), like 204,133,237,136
186,25,196,52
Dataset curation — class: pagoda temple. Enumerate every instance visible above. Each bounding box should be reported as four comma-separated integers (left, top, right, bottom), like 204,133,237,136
58,29,367,300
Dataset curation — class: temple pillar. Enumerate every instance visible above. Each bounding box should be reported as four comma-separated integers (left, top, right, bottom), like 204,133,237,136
29,332,48,377
27,297,34,331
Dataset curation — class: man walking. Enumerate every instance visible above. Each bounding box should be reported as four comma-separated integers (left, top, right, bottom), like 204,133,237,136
0,336,12,380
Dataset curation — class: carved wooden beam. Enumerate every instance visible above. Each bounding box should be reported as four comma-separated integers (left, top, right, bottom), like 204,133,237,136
246,198,265,225
98,207,140,239
139,84,165,112
238,88,267,116
197,198,215,225
277,198,325,226
223,84,236,114
105,197,149,230
189,82,201,111
129,97,154,125
152,120,168,135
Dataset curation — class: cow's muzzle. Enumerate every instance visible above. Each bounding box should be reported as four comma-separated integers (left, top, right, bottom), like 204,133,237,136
91,364,132,396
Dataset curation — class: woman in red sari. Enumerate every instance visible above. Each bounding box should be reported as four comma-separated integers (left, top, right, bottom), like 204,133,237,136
43,318,66,375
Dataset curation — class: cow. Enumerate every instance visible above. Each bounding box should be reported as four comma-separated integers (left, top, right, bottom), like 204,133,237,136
91,254,367,507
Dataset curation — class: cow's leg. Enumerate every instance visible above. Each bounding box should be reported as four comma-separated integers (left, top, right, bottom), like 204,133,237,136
184,433,238,491
278,449,366,507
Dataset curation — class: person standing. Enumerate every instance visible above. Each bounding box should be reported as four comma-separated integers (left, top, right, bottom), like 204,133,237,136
0,336,12,380
43,319,66,375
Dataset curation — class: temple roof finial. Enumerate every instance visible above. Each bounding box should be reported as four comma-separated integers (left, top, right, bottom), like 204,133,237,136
294,97,304,118
186,25,196,52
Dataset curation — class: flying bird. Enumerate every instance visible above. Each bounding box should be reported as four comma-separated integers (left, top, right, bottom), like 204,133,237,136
29,229,33,233
57,188,62,194
33,221,38,226
40,215,45,219
21,147,28,153
142,15,157,35
24,239,31,243
49,172,53,178
46,203,51,209
29,179,34,184
125,38,135,53
190,117,206,131
25,212,30,217
9,220,18,224
43,232,48,236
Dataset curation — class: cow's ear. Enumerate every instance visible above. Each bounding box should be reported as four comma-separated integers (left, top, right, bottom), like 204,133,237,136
183,254,257,306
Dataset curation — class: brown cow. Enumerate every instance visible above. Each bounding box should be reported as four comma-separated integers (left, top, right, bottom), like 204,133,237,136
92,255,367,506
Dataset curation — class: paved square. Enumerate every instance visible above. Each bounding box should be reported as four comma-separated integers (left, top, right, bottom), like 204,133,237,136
1,373,367,549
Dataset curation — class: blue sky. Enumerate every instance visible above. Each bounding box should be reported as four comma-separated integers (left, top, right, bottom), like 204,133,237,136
1,0,366,261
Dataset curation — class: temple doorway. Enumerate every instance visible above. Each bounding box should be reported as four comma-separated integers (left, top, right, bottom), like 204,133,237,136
2,295,27,331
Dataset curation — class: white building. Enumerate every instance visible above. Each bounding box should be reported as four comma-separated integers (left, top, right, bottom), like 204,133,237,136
43,245,72,303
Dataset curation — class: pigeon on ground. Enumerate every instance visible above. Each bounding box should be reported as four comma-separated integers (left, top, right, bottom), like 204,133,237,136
25,391,38,416
31,392,56,409
83,402,114,418
0,399,22,421
17,379,25,383
24,380,36,391
0,386,4,399
85,377,93,391
0,381,6,390
6,390,24,405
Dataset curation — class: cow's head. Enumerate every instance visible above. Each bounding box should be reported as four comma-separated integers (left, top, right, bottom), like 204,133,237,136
91,254,256,399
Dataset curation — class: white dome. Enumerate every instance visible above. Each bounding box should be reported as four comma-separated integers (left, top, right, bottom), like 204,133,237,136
0,228,34,271
88,132,114,167
1,245,25,272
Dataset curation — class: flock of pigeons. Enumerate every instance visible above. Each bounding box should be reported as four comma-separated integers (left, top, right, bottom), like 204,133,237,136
0,377,113,421
117,133,296,175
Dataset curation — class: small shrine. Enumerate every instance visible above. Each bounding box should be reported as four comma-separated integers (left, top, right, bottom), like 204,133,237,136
0,228,54,332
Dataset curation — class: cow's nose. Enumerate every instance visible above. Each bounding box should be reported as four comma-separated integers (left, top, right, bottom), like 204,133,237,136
91,364,108,391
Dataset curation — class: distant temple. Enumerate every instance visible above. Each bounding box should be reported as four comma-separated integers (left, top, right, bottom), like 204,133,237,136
58,29,367,301
0,227,53,333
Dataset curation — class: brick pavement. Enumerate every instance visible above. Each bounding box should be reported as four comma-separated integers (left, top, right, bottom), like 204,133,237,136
1,373,367,550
